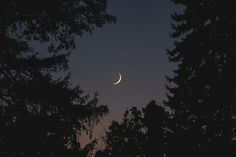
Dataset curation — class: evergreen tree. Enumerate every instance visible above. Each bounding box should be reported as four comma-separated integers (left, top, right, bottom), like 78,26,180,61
142,100,166,157
0,0,115,156
166,0,236,156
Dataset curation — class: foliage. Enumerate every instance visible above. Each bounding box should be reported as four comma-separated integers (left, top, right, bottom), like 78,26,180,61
0,0,115,156
101,101,166,157
165,0,236,156
105,107,145,157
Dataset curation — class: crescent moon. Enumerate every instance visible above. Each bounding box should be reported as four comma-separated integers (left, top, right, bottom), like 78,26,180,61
113,73,122,85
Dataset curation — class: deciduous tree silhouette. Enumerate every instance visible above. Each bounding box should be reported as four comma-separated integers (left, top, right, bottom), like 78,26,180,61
104,107,145,157
101,101,166,157
0,0,115,156
165,0,236,156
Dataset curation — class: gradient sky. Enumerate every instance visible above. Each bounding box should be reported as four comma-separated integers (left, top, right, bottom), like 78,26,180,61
68,0,182,146
70,0,180,121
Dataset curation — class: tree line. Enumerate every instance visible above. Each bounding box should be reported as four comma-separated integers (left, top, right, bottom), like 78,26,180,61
1,0,236,157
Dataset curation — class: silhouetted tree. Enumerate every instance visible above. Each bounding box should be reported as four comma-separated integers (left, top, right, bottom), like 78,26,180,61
94,150,107,157
142,100,166,157
102,101,166,157
0,0,115,156
166,0,236,156
104,107,145,157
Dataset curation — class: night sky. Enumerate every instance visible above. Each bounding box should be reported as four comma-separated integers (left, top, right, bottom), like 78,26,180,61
68,0,181,145
70,0,180,121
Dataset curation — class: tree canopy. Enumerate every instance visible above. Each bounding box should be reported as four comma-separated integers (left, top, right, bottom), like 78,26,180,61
165,0,236,156
101,101,166,157
0,0,115,156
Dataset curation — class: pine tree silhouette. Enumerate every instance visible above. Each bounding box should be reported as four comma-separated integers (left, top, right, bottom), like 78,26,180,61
0,0,115,156
165,0,236,156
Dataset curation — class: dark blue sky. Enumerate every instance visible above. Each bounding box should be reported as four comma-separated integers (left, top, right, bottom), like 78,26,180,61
69,0,180,121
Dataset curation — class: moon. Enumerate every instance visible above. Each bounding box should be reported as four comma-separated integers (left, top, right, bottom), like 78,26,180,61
113,73,122,85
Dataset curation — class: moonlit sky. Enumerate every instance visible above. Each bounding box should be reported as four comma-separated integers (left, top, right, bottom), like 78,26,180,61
30,0,182,145
70,0,180,122
68,0,183,147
